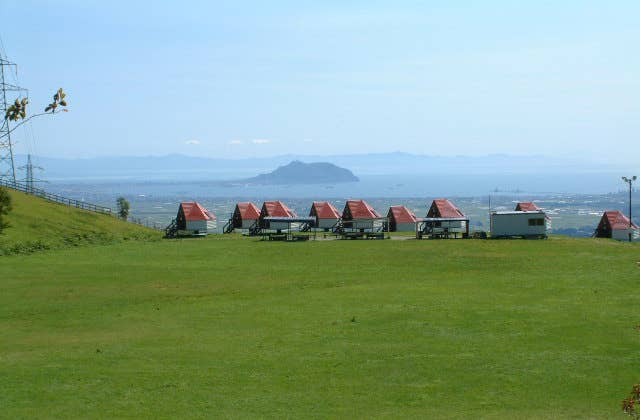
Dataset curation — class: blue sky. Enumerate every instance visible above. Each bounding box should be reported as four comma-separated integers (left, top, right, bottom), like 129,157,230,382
1,1,639,162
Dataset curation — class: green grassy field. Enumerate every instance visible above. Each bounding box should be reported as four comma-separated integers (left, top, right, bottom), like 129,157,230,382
0,189,160,255
1,190,639,418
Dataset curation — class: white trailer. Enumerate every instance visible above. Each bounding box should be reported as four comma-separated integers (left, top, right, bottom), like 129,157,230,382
490,210,548,239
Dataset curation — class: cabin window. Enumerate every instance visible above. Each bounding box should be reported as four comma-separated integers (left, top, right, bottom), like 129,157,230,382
528,218,544,226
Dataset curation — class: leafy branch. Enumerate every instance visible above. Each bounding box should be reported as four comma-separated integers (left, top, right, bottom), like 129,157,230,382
44,88,68,113
2,88,68,139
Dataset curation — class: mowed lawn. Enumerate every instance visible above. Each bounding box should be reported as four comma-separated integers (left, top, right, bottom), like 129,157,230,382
1,236,639,418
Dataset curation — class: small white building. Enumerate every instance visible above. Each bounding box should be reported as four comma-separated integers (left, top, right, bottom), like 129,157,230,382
342,199,384,231
387,205,417,232
259,201,297,231
417,199,469,239
309,201,341,230
428,199,467,230
176,202,217,235
594,211,639,241
490,210,548,239
231,202,261,230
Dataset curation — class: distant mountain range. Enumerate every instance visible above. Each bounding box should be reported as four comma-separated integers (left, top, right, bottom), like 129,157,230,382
12,152,627,182
241,161,359,185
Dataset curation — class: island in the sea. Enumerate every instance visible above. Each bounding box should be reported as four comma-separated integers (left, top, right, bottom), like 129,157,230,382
243,160,359,185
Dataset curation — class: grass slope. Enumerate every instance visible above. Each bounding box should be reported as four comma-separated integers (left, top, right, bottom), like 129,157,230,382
0,188,160,255
1,235,639,418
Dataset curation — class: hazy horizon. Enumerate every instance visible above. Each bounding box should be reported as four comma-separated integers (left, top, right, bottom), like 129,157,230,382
7,149,639,168
11,152,633,195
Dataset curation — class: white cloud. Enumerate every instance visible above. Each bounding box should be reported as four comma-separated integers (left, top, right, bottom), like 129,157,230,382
185,139,201,145
229,139,243,145
302,138,313,143
252,139,271,144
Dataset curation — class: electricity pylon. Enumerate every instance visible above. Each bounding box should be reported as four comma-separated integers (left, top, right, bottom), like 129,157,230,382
0,55,28,183
19,154,45,193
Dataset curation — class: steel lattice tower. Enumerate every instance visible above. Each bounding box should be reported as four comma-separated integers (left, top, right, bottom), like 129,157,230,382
0,56,27,183
19,154,44,193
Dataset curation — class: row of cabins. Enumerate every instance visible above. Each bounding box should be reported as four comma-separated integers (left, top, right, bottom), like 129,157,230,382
172,200,638,241
229,199,384,233
228,199,463,235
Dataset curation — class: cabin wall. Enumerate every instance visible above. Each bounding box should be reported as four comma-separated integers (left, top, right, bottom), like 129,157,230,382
317,218,339,229
612,228,639,241
490,213,547,237
344,218,384,231
242,219,257,229
263,221,298,231
186,220,209,234
443,220,465,229
393,222,416,232
424,220,467,235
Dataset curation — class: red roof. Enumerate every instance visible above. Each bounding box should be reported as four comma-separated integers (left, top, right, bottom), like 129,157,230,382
235,202,260,220
310,201,340,219
261,201,297,218
343,199,381,219
515,202,540,211
427,199,465,218
180,202,216,221
600,211,638,231
387,205,417,224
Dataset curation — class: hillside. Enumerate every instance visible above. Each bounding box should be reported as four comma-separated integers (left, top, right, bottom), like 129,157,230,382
1,235,639,418
0,188,160,255
243,160,359,185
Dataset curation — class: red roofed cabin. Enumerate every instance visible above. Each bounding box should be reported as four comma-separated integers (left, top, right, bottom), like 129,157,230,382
515,202,541,212
309,201,340,230
418,199,469,239
595,211,639,241
387,205,417,232
231,202,260,230
342,199,384,231
259,201,297,230
176,202,216,235
428,199,465,219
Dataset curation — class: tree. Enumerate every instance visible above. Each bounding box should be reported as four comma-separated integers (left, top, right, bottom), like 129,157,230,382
116,197,130,221
0,187,12,234
2,88,69,141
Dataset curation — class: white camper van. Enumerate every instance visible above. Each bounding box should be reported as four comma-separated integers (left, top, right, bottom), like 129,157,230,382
490,210,548,239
